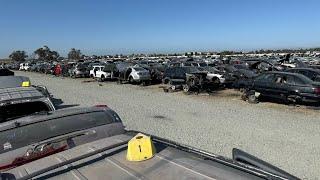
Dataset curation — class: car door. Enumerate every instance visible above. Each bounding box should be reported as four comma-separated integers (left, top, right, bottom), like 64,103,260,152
175,68,186,80
252,73,274,96
293,76,313,96
270,74,297,99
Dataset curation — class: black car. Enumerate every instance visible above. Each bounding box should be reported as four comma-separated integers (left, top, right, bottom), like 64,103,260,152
0,68,14,76
286,68,320,82
217,65,257,80
162,66,200,84
163,66,218,93
242,71,320,104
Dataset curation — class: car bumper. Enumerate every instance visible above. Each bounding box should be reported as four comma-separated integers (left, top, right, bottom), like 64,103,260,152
134,76,151,81
300,93,320,103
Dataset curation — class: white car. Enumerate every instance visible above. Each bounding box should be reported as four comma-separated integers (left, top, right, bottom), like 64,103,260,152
118,66,151,84
19,63,30,71
90,65,105,78
199,67,225,83
128,67,151,83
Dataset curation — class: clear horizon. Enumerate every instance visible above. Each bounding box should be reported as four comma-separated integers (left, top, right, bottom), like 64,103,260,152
1,0,320,58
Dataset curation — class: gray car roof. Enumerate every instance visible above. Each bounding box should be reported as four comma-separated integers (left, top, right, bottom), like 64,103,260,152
0,106,111,132
0,87,44,103
0,76,30,89
5,134,267,180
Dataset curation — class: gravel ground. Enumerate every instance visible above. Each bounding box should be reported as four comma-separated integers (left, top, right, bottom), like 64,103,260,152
16,71,320,179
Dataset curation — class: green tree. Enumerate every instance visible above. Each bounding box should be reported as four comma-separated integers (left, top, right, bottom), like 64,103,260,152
34,46,60,61
68,48,82,60
9,50,28,62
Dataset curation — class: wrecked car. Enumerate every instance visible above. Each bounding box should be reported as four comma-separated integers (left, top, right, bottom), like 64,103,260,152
139,63,166,83
69,63,89,78
163,67,219,93
117,66,151,85
241,71,320,104
0,68,14,76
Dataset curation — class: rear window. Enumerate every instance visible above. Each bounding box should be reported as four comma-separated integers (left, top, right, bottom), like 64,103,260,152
0,111,114,153
0,101,51,122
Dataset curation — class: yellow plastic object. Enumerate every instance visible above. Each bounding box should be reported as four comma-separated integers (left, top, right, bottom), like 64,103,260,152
126,133,156,162
21,81,30,87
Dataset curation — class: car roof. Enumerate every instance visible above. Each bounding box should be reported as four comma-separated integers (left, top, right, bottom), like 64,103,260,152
5,133,286,179
264,71,314,81
0,76,30,89
287,68,320,72
0,106,111,132
0,87,45,103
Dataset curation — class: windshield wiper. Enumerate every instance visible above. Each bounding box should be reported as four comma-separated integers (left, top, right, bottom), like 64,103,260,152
232,148,299,180
0,130,96,171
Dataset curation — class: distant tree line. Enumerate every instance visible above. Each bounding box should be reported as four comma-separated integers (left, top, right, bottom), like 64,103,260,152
247,47,320,54
8,47,320,62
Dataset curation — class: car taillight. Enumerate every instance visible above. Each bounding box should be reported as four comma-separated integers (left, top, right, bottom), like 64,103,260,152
314,87,320,95
95,104,108,108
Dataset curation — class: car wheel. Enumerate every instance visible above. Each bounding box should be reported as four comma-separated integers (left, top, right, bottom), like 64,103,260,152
183,84,190,93
241,92,248,101
248,94,258,104
129,76,134,84
110,72,114,79
100,75,105,82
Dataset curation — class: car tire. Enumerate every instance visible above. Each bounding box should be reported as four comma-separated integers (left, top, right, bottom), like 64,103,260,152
241,93,248,101
129,76,134,84
100,75,105,82
110,72,114,79
183,84,190,93
248,94,258,104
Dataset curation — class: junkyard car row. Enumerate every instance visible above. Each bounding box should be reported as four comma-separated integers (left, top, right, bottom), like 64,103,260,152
6,55,320,106
0,65,300,179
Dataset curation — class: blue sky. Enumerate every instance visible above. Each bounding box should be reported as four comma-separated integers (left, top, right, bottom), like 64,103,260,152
1,0,320,57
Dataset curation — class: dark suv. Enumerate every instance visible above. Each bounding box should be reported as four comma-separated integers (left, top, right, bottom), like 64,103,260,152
242,72,320,104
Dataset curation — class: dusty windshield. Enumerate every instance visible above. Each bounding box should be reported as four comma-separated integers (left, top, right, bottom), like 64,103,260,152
1,0,319,179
